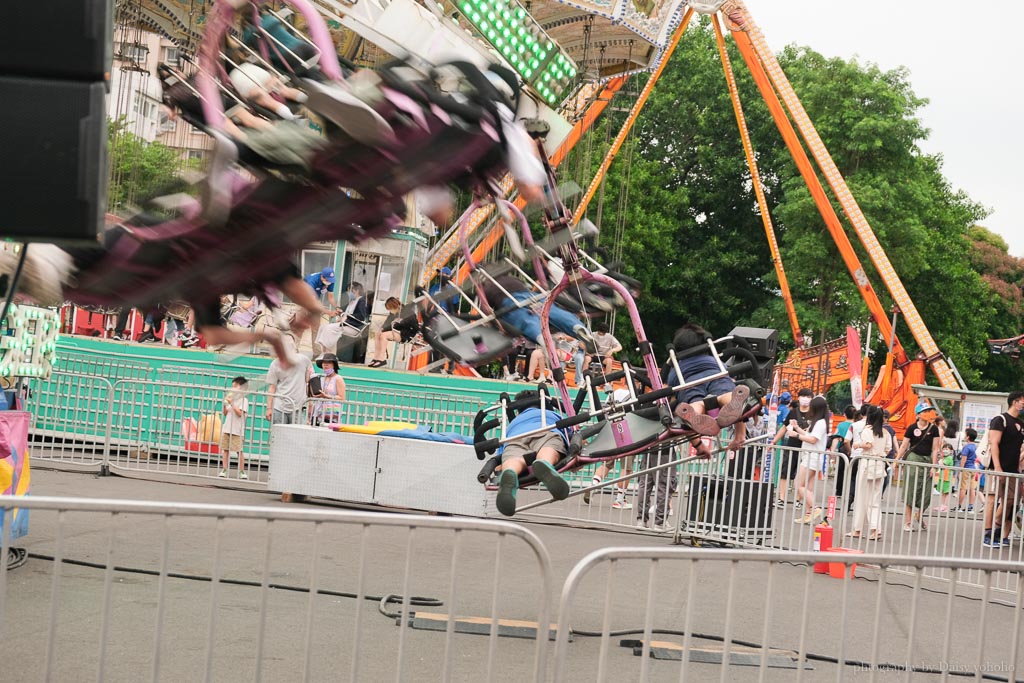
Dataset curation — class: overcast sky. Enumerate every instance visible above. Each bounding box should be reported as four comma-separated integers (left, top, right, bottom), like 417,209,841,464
745,1,1024,257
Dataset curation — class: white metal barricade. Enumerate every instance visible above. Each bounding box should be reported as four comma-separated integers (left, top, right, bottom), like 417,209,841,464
25,373,114,469
553,547,1024,682
25,372,484,486
105,379,277,483
53,349,151,381
515,442,849,551
837,455,1024,593
0,496,553,682
303,390,482,435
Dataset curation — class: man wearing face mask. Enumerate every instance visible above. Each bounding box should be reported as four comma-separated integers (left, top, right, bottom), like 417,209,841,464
770,387,814,509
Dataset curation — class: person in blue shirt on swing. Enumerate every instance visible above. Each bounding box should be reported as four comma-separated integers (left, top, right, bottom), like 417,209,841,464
494,390,572,517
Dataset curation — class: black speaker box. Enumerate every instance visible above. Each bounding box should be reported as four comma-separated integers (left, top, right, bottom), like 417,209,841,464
685,475,774,532
728,326,779,361
0,76,107,243
0,0,113,81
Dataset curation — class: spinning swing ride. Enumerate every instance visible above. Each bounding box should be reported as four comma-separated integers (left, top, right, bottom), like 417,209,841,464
21,0,963,489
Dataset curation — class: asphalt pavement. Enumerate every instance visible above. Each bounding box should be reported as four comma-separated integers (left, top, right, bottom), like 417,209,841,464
2,470,1020,682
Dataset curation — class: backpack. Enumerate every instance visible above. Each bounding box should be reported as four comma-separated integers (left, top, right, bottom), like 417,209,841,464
976,416,1002,468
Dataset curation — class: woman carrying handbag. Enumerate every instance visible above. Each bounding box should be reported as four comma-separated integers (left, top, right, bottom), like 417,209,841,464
847,405,892,541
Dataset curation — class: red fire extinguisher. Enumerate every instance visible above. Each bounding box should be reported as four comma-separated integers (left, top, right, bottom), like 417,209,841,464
813,520,833,574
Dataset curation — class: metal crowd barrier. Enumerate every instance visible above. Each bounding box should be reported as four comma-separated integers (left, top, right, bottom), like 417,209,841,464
8,495,1017,682
106,380,279,483
53,349,151,382
22,367,1024,600
304,387,483,435
835,455,1024,593
516,443,849,552
26,372,484,485
0,496,553,682
553,547,1024,682
156,365,272,392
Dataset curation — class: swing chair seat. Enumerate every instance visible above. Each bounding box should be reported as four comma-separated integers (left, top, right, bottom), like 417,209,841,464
423,314,514,365
582,411,667,461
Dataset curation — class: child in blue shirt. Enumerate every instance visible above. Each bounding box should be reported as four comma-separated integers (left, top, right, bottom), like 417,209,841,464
956,427,979,513
494,391,571,516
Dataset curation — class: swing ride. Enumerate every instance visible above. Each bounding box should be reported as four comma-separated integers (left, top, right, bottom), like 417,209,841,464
2,0,968,506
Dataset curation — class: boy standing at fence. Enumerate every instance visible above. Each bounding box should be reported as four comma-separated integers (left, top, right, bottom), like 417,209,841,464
219,376,250,480
956,428,979,513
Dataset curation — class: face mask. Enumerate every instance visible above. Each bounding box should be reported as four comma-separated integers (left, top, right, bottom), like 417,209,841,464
324,367,335,376
799,397,811,409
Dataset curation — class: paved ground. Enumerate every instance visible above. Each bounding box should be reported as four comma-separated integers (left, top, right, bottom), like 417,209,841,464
2,470,1021,682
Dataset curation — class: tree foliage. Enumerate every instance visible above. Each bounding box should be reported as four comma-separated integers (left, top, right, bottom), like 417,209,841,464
966,226,1024,389
107,117,191,212
564,19,1014,389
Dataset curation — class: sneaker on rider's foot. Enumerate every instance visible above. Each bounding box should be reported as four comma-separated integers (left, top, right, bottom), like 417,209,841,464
533,460,569,501
714,384,751,427
674,403,721,436
238,471,249,480
217,470,228,478
612,497,633,510
495,469,519,517
773,499,785,509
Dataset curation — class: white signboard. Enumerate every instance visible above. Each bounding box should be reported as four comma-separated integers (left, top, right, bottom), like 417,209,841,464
964,401,1001,435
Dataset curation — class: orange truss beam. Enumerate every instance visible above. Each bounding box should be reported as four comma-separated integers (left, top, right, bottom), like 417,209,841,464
732,28,908,370
571,7,695,225
731,1,961,390
712,15,802,348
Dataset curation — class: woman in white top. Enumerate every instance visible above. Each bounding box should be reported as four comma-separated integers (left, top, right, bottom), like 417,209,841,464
790,395,830,524
848,404,892,541
311,353,347,424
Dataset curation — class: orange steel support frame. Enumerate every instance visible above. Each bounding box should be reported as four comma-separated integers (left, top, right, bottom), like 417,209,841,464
419,4,959,402
712,16,802,348
729,1,961,391
730,31,910,361
571,8,695,225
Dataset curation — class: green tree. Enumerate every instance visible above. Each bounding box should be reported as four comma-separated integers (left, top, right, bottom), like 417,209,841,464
965,226,1024,390
565,21,776,356
758,45,991,387
107,116,191,212
565,19,998,389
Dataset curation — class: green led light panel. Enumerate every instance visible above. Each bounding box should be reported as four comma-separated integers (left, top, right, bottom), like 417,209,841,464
0,304,60,379
459,0,577,106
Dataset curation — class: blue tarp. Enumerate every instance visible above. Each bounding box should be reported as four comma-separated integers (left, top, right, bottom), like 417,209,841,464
377,426,468,444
